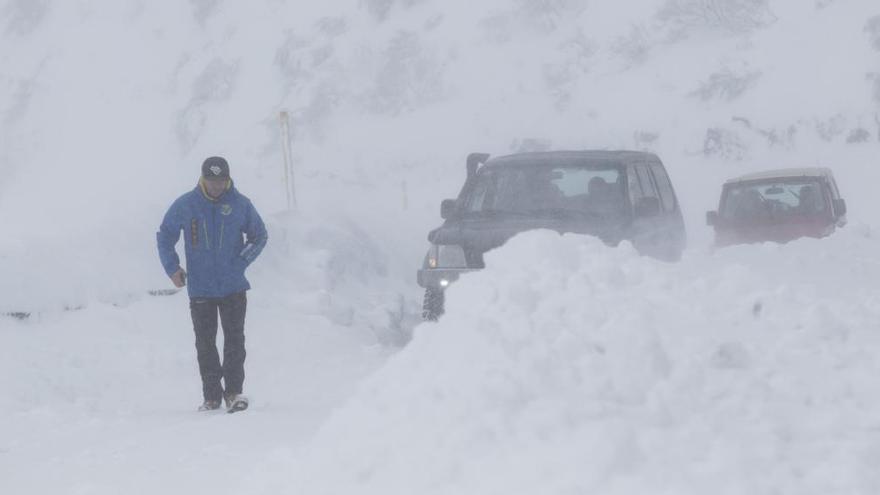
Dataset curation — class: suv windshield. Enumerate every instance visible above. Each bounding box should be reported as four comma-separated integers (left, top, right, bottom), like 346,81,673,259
721,179,828,222
461,164,625,219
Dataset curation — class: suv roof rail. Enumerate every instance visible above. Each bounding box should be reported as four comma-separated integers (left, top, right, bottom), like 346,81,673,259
467,153,491,179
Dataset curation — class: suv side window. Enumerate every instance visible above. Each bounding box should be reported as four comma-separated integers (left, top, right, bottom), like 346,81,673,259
649,164,676,212
627,165,644,204
635,165,660,202
828,177,841,199
462,173,491,212
820,181,834,208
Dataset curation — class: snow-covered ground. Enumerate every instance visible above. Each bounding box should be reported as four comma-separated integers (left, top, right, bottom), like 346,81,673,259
3,0,880,493
1,292,388,494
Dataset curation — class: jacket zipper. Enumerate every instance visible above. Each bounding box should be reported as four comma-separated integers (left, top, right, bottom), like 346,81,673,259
212,206,218,290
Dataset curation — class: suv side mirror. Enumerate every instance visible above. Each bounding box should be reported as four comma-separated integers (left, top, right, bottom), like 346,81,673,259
706,210,719,226
833,198,847,216
467,153,490,179
634,197,661,217
441,199,459,219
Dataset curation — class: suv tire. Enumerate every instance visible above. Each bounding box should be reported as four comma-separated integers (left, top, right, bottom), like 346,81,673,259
422,288,445,321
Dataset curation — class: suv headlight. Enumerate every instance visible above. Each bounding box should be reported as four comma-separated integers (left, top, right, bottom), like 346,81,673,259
426,244,468,269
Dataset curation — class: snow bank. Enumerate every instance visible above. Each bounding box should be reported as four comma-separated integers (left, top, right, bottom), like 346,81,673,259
274,229,880,494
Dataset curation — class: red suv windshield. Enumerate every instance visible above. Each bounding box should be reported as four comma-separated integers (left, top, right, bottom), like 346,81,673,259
720,179,829,223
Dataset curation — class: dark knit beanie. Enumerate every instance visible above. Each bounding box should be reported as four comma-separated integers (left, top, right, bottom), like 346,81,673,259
202,156,230,179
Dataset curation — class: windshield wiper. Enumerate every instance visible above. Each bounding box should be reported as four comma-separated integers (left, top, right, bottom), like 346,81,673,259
527,208,603,220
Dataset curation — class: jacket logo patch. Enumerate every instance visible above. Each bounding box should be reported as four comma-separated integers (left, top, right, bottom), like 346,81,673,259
221,204,233,216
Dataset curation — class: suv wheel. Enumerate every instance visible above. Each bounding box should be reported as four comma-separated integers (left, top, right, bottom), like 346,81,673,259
422,288,445,321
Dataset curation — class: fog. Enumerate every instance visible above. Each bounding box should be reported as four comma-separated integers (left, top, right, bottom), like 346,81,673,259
2,1,880,493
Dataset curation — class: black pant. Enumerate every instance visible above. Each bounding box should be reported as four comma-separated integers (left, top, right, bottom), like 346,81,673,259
190,291,247,402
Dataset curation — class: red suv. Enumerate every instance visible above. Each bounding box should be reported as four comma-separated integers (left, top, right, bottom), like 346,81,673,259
707,168,847,246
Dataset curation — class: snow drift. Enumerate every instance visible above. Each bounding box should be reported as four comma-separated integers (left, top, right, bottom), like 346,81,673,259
272,229,880,494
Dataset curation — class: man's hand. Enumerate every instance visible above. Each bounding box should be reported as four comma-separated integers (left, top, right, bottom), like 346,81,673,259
171,269,187,288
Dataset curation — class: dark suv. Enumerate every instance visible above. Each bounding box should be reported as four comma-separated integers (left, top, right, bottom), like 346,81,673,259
417,150,687,319
706,168,847,247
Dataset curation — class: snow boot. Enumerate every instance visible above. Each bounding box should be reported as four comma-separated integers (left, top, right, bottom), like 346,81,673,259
198,399,222,412
225,394,248,414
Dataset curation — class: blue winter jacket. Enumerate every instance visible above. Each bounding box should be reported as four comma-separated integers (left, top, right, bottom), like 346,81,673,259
157,183,268,298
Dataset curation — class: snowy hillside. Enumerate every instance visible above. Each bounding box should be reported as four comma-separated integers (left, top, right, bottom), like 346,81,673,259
2,0,879,311
2,0,880,493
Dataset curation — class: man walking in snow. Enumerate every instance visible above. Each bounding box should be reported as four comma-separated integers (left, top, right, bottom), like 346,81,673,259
157,156,268,413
